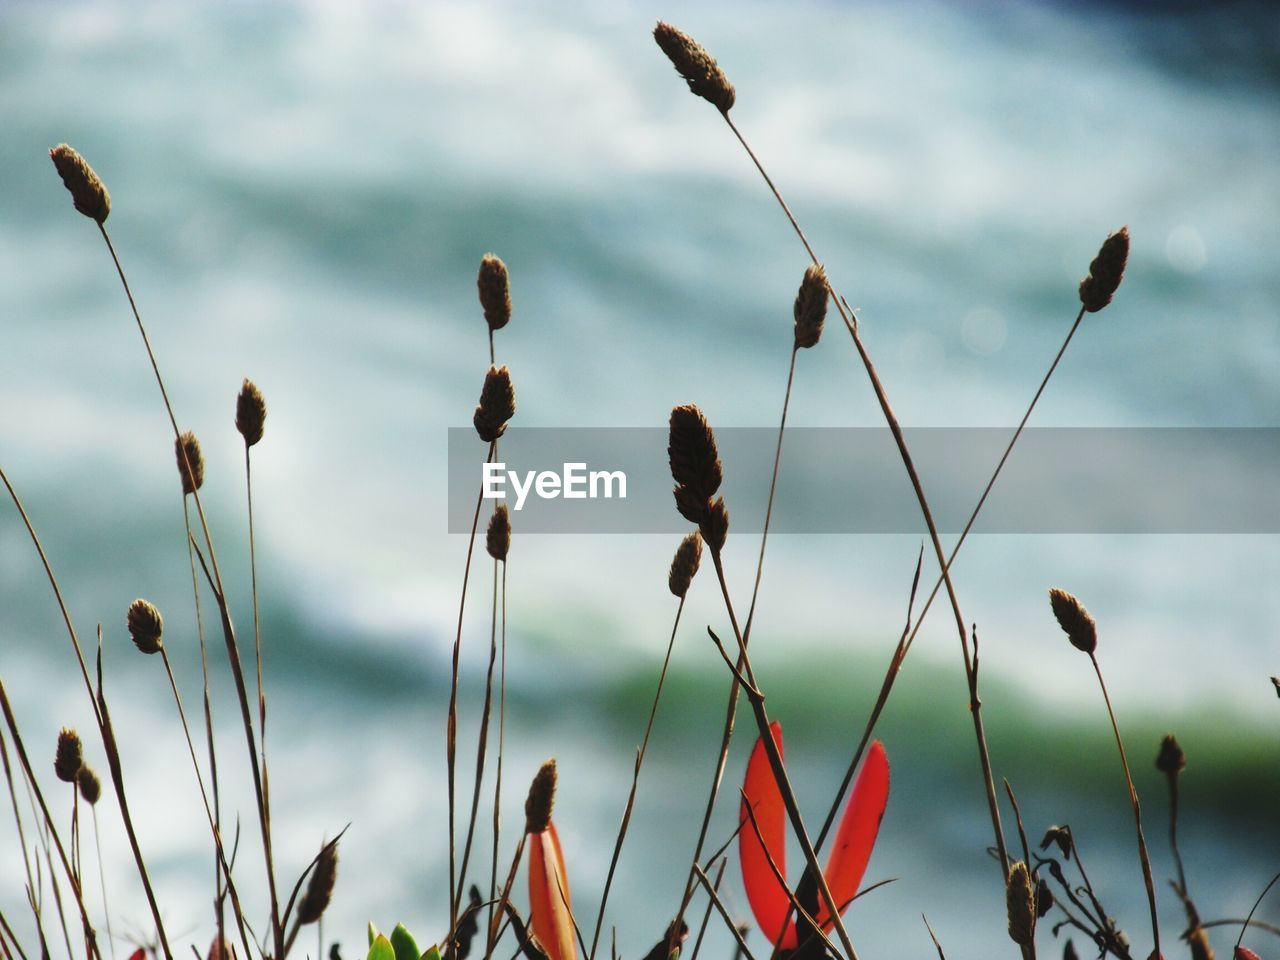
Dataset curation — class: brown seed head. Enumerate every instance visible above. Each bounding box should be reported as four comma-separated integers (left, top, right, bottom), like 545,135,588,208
667,531,703,599
478,254,512,332
55,728,83,783
701,497,729,554
1005,860,1036,946
297,840,339,925
668,404,722,505
487,504,511,562
1078,226,1130,313
524,758,557,834
77,765,102,805
236,379,267,447
49,144,111,224
474,366,516,443
1156,733,1185,778
1048,588,1097,654
175,431,205,495
653,22,736,115
127,598,165,655
793,264,829,350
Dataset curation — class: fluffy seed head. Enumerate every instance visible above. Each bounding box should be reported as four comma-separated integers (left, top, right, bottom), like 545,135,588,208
652,22,735,114
524,758,557,834
55,728,83,783
487,504,511,562
1078,226,1130,313
77,765,102,805
175,431,204,495
702,497,729,553
76,768,101,803
1156,733,1185,777
297,840,339,925
667,532,703,599
1048,588,1097,654
127,598,165,655
49,144,110,224
478,254,512,332
1005,861,1035,946
236,379,266,447
793,264,829,349
668,404,722,506
474,366,516,443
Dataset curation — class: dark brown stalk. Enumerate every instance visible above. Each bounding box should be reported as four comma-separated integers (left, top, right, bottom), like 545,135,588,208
0,906,29,960
672,348,800,943
719,110,1011,884
1235,871,1280,952
94,223,284,960
487,833,528,953
589,596,689,960
448,442,496,943
245,436,269,848
1088,654,1159,956
691,864,758,960
182,495,225,948
0,467,159,960
686,859,727,960
88,805,114,960
456,552,502,928
707,549,859,960
0,729,40,942
156,650,256,960
488,559,509,960
899,306,1088,659
0,678,102,960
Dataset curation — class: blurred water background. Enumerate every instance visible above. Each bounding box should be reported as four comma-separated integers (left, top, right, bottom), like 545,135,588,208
1,1,1278,957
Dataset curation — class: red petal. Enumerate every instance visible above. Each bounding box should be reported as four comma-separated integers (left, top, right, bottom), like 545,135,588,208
816,740,889,929
529,821,576,960
1235,950,1261,960
739,721,793,948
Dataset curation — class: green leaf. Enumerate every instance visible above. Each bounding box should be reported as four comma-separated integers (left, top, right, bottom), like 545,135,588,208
368,923,381,948
368,934,395,960
390,925,420,960
420,947,441,960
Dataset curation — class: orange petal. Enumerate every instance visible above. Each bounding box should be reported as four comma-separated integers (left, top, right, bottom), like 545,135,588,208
529,820,576,960
816,740,889,929
739,721,793,948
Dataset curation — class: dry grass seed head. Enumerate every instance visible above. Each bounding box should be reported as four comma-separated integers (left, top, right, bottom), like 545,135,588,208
297,840,339,925
487,504,511,562
77,765,102,805
668,531,703,599
525,758,557,834
1156,733,1185,778
667,404,722,504
236,378,267,447
652,22,736,115
175,431,205,495
55,728,83,783
474,365,516,443
1048,588,1097,654
1005,860,1035,946
793,263,829,349
702,497,729,553
478,254,512,332
1078,226,1130,313
127,598,165,655
49,144,110,224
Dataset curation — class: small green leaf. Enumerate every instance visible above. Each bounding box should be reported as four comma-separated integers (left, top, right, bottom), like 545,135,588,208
368,923,381,948
368,934,395,960
420,947,441,960
390,925,420,960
